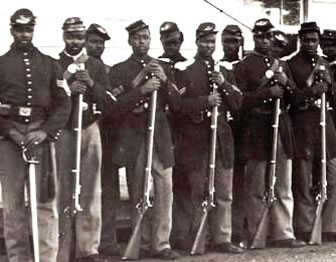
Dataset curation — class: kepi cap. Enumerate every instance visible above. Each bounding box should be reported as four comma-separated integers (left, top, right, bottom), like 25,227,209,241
252,18,274,35
222,24,242,39
160,21,183,42
321,29,336,42
196,22,217,39
126,20,149,36
62,17,86,32
298,21,320,35
10,8,36,26
87,23,110,40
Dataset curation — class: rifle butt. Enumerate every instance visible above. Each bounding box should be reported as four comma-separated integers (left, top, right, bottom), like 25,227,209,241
122,213,144,260
250,206,270,249
190,211,209,255
309,203,323,245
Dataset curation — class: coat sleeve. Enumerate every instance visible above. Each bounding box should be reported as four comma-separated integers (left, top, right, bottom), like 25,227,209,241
41,60,71,140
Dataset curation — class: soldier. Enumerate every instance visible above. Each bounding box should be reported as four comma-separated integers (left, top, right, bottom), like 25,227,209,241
234,18,306,248
272,30,289,59
220,24,247,247
84,23,121,257
56,17,113,262
288,22,336,242
0,8,71,262
178,22,243,254
157,21,191,250
85,23,111,73
108,20,180,260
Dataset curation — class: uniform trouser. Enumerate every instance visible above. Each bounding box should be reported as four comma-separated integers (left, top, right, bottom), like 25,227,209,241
57,122,102,258
244,137,295,242
128,142,173,253
99,131,119,251
293,158,336,233
0,139,58,262
187,156,233,245
232,162,247,240
170,165,192,245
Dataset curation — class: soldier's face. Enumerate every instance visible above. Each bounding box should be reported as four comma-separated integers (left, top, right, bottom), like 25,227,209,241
86,34,105,59
161,35,182,57
222,37,241,59
63,31,86,56
253,33,272,55
128,29,151,57
196,34,216,58
300,32,319,56
11,25,34,48
321,41,336,60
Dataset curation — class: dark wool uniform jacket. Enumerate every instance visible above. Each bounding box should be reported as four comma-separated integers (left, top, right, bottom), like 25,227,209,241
0,44,71,140
177,55,242,169
58,51,112,129
288,51,336,160
234,52,297,161
108,54,180,169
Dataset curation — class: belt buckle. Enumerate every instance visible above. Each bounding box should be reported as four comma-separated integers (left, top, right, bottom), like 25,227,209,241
19,107,32,116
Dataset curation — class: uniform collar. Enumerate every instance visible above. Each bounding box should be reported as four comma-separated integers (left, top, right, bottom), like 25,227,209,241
159,52,186,63
11,42,35,53
130,54,152,64
62,48,87,61
194,53,214,64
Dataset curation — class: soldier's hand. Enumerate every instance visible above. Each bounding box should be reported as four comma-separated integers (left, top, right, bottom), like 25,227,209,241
24,130,47,150
211,71,225,86
8,128,25,148
208,93,222,107
70,80,87,94
269,85,284,98
273,71,288,86
312,82,328,96
149,63,167,83
140,78,160,95
75,70,94,87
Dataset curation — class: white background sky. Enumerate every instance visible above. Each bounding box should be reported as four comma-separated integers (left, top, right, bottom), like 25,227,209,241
0,0,335,65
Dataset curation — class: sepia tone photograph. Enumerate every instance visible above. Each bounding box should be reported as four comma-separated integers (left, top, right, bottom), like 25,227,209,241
1,0,336,261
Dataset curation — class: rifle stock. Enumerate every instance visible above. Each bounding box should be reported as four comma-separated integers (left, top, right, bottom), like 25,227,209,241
250,96,280,249
122,211,144,260
190,61,219,255
122,87,157,260
309,91,327,245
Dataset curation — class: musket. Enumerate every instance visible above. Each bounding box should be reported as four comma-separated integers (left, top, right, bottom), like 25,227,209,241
122,78,157,260
250,67,282,249
57,63,84,262
23,148,40,262
190,61,219,255
309,70,328,245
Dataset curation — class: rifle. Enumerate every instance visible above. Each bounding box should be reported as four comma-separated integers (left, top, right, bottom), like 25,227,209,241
190,61,219,255
23,148,40,262
57,63,84,262
122,82,157,260
250,68,282,249
309,75,328,245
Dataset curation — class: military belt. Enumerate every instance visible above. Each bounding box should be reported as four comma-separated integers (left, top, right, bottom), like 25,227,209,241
0,103,45,117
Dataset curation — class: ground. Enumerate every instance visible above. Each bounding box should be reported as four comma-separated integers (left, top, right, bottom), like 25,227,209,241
2,243,336,262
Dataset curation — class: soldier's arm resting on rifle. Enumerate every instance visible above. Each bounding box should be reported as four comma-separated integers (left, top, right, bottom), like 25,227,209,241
234,61,284,109
211,70,242,111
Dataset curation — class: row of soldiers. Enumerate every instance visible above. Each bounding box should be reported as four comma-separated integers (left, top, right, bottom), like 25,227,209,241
2,7,336,262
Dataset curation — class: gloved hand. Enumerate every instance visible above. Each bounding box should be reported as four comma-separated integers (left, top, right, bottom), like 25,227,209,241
140,78,160,95
207,93,222,107
75,70,94,87
70,80,87,94
24,130,47,150
149,62,167,83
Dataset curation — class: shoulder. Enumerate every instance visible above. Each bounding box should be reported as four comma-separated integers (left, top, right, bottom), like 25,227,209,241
175,59,195,71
